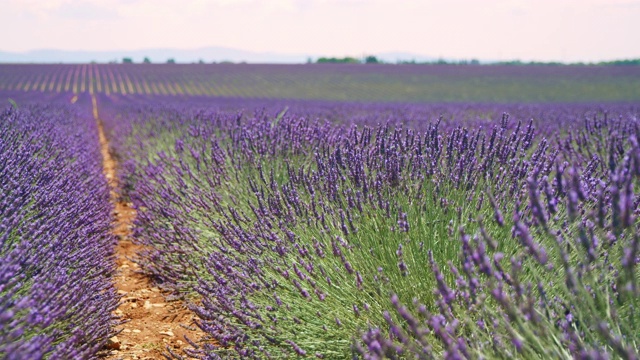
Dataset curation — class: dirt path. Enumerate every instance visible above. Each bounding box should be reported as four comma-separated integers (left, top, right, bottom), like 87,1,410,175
91,95,205,360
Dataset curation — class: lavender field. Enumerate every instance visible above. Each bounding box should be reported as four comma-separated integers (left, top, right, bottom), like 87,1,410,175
1,64,640,102
1,64,640,359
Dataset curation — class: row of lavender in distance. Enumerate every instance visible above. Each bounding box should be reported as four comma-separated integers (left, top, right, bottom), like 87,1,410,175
2,64,640,102
103,97,640,358
0,97,119,359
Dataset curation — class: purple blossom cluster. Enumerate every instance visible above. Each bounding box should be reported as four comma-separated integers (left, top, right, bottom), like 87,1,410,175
105,97,639,358
353,117,640,358
0,98,119,359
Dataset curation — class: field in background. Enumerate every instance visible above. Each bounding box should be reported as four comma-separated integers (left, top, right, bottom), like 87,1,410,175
1,64,640,103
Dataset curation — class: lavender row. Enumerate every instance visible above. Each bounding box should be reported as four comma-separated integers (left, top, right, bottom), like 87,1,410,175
2,64,640,102
0,99,119,359
107,99,639,358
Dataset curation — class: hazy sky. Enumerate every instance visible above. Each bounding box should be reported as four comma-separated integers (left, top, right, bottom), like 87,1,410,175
1,0,639,62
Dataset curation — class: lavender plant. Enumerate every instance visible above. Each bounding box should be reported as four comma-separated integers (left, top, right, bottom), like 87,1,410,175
106,97,639,358
0,100,119,359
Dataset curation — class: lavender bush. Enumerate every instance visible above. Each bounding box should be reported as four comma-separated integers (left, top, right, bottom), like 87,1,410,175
106,98,639,359
0,100,119,359
355,129,640,359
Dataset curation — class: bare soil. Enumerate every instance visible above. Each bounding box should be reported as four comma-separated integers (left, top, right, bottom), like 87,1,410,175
91,95,206,360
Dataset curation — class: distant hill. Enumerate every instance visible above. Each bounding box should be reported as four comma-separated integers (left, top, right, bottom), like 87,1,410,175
0,47,311,64
2,47,638,65
0,47,441,64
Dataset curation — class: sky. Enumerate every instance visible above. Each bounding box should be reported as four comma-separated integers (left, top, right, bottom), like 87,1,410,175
1,0,639,62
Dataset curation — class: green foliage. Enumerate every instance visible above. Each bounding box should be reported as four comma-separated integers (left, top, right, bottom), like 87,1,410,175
316,57,361,64
364,56,380,64
597,58,640,66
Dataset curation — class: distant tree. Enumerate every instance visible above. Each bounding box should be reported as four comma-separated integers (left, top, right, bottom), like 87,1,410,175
316,57,360,64
166,58,176,64
598,59,640,66
143,57,151,64
122,57,133,64
364,56,380,64
198,59,205,64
